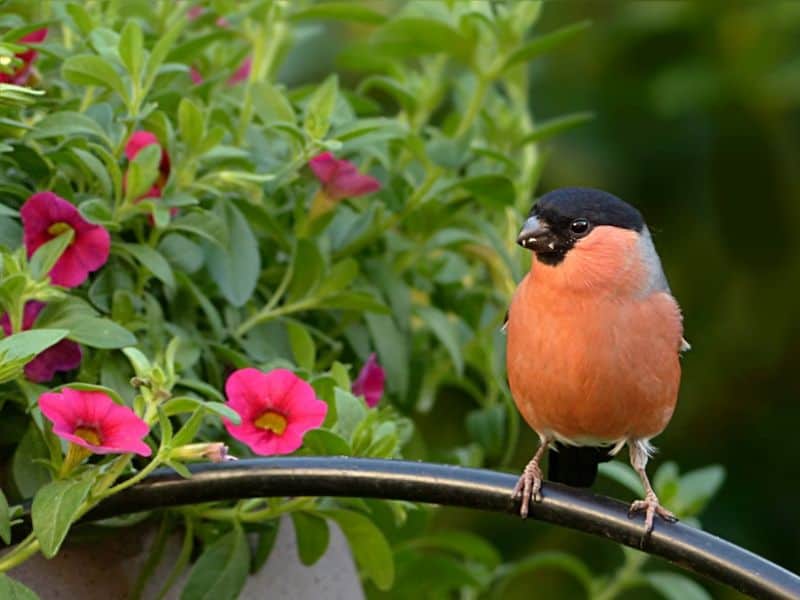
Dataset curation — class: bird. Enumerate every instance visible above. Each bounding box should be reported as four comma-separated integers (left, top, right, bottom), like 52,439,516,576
505,187,688,537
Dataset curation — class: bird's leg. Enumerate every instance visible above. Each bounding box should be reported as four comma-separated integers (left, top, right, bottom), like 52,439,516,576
513,436,550,518
627,440,677,543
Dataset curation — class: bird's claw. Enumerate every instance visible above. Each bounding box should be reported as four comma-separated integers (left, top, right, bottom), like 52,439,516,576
513,462,543,519
628,492,677,546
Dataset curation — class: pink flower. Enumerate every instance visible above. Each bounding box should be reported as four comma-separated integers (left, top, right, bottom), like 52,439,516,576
309,152,381,202
227,56,252,85
223,368,327,455
352,353,385,408
0,28,47,85
21,192,111,287
189,66,204,84
0,301,81,382
39,388,152,456
186,5,205,20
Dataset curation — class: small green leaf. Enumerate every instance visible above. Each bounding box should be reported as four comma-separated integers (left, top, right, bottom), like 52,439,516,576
365,313,408,400
124,144,162,203
291,512,330,566
62,54,129,103
28,111,110,145
402,531,501,568
118,20,144,81
28,229,74,281
502,20,591,71
0,329,69,363
180,526,250,600
206,203,260,307
494,551,594,597
286,321,315,371
646,572,712,600
598,461,644,495
518,112,594,146
162,396,240,424
333,388,367,441
252,81,296,125
116,242,175,288
317,259,359,297
67,317,136,348
301,428,351,456
0,575,40,600
12,424,52,498
0,488,10,544
303,75,338,139
416,306,464,375
178,97,205,153
318,509,394,591
456,174,516,208
32,477,93,558
171,410,205,448
674,465,725,517
143,17,186,93
169,210,228,247
287,239,324,303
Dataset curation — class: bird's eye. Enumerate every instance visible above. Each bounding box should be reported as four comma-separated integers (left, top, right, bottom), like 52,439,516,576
570,218,590,236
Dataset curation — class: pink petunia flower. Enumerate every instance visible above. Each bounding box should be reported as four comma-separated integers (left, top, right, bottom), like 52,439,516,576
309,152,381,202
352,353,385,408
227,56,252,85
189,66,204,85
0,28,47,85
223,368,327,456
0,301,81,382
21,192,111,288
39,388,152,456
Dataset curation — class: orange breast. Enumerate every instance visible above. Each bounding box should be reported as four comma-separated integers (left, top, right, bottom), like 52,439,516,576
506,229,683,444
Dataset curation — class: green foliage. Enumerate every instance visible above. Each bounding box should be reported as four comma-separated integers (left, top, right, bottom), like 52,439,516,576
0,1,734,598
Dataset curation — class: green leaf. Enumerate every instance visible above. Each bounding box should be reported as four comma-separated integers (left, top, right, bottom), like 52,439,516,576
62,54,129,103
118,20,144,81
286,239,323,303
333,388,367,441
162,396,240,424
178,97,205,153
32,477,93,558
317,259,359,297
401,531,501,568
286,321,315,371
416,306,464,375
646,572,711,600
325,291,389,313
494,551,594,597
180,526,250,600
291,3,386,24
598,461,644,496
143,17,186,93
301,428,351,456
116,242,175,288
366,313,408,399
252,81,296,125
12,424,51,498
303,75,338,139
66,317,136,348
0,488,10,544
0,329,69,362
171,410,206,448
72,149,113,200
502,20,591,71
169,210,228,247
318,509,394,591
66,3,94,36
291,512,330,566
456,174,516,208
466,404,506,460
674,465,725,517
124,143,162,203
518,111,594,146
0,575,40,600
28,229,74,281
206,203,260,307
373,18,472,62
28,111,110,145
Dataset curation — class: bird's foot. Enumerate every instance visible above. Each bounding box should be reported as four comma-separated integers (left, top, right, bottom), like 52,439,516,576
628,491,677,544
512,461,543,519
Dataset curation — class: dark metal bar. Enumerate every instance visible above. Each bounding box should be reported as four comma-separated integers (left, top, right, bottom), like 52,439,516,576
32,458,800,599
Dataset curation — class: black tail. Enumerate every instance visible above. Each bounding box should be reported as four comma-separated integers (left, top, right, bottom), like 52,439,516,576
548,443,614,487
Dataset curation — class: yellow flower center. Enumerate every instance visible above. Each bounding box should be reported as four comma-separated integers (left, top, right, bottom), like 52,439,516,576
47,222,73,236
254,410,287,435
74,426,102,446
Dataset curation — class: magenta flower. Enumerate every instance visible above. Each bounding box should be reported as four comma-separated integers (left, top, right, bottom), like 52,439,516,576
39,388,152,456
352,353,385,408
0,301,81,382
189,66,204,85
227,56,252,85
309,152,381,202
0,28,47,85
21,192,111,288
223,368,327,455
124,130,171,197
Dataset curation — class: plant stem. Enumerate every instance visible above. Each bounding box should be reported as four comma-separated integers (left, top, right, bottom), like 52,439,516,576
593,550,649,600
0,534,41,572
455,76,489,138
235,298,318,338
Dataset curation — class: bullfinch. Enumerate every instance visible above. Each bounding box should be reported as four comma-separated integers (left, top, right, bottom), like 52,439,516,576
506,187,688,536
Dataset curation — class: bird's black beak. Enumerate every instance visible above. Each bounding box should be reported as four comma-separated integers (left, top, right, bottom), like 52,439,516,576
517,216,557,252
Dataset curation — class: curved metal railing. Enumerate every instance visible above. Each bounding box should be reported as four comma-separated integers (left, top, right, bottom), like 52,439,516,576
15,457,800,600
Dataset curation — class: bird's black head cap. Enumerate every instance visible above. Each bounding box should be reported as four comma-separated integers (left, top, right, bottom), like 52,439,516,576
518,188,645,265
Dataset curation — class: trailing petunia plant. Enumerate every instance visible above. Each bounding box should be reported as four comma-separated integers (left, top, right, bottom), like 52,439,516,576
0,2,725,599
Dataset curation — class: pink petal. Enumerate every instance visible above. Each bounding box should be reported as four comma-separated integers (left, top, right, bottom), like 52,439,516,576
71,225,111,272
187,6,204,20
226,56,252,85
39,392,79,432
189,66,204,85
224,368,271,421
20,28,47,44
352,353,385,408
308,152,338,184
24,339,82,382
124,131,159,160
